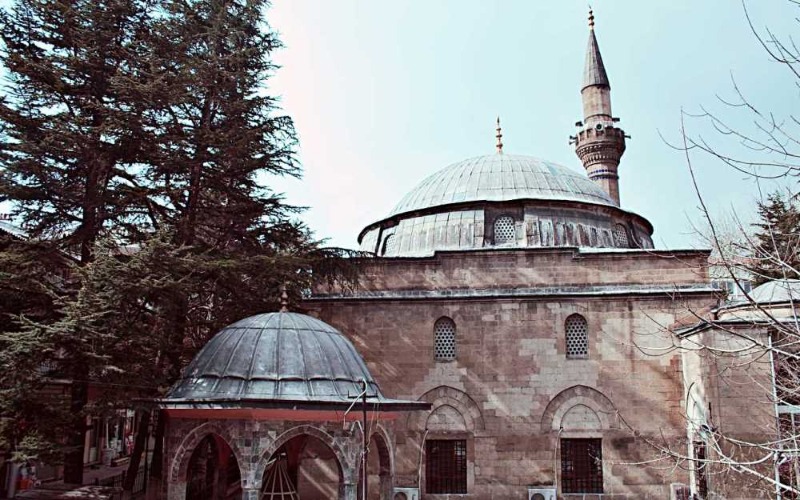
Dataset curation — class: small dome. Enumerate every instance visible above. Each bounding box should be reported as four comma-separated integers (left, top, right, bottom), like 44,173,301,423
389,154,614,217
166,312,382,403
747,279,800,305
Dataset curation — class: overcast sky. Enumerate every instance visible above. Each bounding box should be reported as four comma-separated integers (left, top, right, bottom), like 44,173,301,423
265,0,799,250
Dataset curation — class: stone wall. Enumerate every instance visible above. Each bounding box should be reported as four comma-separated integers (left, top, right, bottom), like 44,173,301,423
305,247,716,498
316,247,710,296
681,327,777,499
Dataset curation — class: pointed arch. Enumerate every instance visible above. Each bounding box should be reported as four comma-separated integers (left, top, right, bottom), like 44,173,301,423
540,385,618,432
407,385,485,433
170,422,244,485
255,424,355,488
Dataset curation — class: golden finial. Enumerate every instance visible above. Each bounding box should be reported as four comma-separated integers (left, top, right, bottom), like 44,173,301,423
495,116,503,154
279,284,289,312
588,6,595,29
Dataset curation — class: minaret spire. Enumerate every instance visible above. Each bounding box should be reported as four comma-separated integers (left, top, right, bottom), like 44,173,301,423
572,7,627,206
583,8,609,92
495,116,503,154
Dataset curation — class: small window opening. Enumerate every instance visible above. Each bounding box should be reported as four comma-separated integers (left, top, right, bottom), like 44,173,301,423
381,233,396,256
565,314,589,359
434,317,456,361
494,215,516,245
612,223,629,247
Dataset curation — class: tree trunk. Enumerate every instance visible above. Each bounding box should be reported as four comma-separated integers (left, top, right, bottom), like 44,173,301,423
123,410,150,491
63,376,88,484
149,410,165,480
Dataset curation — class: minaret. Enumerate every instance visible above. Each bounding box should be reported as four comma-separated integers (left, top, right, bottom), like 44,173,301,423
571,9,627,206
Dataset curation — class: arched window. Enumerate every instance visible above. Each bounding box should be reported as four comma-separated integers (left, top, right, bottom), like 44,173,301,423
565,314,588,359
612,223,629,248
434,317,456,361
493,216,516,245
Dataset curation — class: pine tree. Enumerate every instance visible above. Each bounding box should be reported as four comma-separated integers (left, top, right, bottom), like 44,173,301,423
135,0,327,355
749,193,800,285
0,0,359,486
0,0,152,483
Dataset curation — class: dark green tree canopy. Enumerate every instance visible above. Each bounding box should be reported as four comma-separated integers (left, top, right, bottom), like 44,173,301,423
0,0,358,483
749,192,800,285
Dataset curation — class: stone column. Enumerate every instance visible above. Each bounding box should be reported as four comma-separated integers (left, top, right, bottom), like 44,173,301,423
380,473,393,500
166,481,185,500
339,481,358,500
241,487,261,500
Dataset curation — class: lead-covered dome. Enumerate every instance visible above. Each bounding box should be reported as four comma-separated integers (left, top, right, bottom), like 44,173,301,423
166,312,382,404
747,279,800,305
358,153,654,257
389,154,614,217
717,279,800,322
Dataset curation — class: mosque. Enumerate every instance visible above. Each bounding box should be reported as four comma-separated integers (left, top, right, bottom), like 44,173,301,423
157,11,788,500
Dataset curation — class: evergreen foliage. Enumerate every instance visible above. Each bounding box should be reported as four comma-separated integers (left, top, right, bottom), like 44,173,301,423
0,0,359,483
749,193,800,285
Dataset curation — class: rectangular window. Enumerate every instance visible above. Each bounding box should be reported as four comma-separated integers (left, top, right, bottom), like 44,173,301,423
561,438,603,494
694,441,708,499
426,439,467,494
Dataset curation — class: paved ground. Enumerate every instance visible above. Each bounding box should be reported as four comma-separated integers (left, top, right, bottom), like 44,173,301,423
85,463,131,485
13,461,144,498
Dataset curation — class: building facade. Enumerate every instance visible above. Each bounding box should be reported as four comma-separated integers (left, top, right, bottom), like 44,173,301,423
303,13,719,500
160,12,784,500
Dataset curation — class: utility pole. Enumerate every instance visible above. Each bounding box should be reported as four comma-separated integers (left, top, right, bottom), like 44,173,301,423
142,413,151,495
348,379,376,500
361,379,368,500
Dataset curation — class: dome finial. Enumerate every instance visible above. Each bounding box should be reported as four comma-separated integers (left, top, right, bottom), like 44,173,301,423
279,283,289,312
588,5,595,29
495,116,503,154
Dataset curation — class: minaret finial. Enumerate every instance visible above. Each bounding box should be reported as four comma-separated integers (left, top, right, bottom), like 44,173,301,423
495,116,503,154
588,6,594,29
279,283,289,312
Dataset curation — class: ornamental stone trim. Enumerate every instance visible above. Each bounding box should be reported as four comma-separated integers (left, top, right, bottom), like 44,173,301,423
170,421,245,485
254,424,358,487
540,385,620,432
407,385,485,433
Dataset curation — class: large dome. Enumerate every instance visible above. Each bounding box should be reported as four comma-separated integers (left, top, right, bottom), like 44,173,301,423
358,152,654,257
166,312,382,404
389,154,614,217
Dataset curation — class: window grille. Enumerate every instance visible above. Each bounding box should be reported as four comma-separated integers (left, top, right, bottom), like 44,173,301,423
425,439,467,494
612,224,628,247
434,317,456,361
381,234,396,256
494,216,516,245
561,438,603,494
775,356,800,406
673,484,691,500
694,441,708,499
777,449,800,500
565,314,588,359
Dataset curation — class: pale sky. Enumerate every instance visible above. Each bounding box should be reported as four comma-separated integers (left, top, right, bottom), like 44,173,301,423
265,0,799,250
